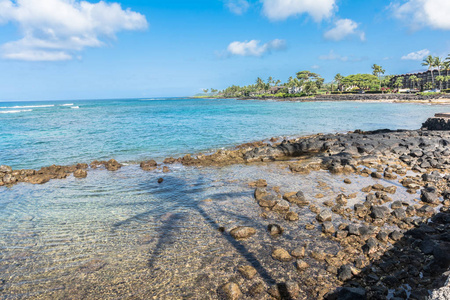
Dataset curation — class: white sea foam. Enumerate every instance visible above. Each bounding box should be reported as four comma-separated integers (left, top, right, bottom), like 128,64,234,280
0,109,33,114
61,103,74,106
71,106,80,109
139,98,158,101
0,105,54,109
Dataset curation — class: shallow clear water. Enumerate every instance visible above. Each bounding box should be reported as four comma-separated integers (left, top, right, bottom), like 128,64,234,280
0,98,446,298
0,98,447,169
0,162,418,299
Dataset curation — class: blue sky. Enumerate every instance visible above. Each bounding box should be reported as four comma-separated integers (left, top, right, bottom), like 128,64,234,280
0,0,450,100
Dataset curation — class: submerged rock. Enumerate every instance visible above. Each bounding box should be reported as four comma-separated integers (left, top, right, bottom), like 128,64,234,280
222,282,242,300
73,169,87,178
230,226,256,239
272,248,293,262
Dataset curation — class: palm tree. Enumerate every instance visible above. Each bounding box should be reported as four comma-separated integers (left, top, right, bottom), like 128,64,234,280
436,76,445,90
434,56,444,76
372,64,386,92
255,77,264,92
422,55,435,87
394,77,404,92
445,76,450,89
409,75,422,91
334,73,344,91
202,89,209,94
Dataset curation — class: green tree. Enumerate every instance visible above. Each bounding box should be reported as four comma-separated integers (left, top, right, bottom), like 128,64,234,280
202,89,209,94
210,88,218,94
409,75,421,90
267,76,274,87
371,64,386,92
342,74,379,90
296,71,323,94
445,76,450,89
434,56,444,76
255,77,265,92
422,55,435,86
436,75,445,90
393,77,404,92
303,81,318,95
423,82,434,90
334,73,343,91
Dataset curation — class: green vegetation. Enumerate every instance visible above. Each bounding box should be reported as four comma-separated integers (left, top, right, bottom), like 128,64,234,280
200,54,450,98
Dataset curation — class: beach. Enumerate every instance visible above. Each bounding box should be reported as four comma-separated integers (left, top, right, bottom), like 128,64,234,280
0,99,449,299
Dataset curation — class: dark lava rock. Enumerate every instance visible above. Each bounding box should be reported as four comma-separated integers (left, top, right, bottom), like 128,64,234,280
333,287,367,300
337,265,353,281
157,178,164,183
370,206,390,220
421,188,440,205
322,221,336,234
389,230,404,241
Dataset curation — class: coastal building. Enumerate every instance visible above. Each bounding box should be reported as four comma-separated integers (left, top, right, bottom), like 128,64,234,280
390,69,450,90
288,86,303,94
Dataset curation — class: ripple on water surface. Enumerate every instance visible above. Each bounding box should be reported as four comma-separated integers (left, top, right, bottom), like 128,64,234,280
0,162,422,299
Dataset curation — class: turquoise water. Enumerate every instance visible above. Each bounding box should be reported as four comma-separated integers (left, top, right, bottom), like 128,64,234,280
0,98,448,298
0,98,447,169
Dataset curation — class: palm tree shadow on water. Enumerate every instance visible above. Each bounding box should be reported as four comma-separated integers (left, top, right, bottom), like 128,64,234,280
112,174,294,299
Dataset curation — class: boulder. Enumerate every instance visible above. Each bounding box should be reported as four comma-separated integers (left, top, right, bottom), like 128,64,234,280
105,159,122,171
272,248,293,262
316,209,332,222
0,165,12,173
238,265,257,280
140,160,157,171
230,226,256,239
222,282,242,300
73,169,87,178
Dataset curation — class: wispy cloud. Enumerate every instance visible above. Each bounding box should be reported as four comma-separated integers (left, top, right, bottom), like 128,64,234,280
226,39,286,57
261,0,336,22
319,50,367,62
319,50,348,61
225,0,250,15
401,49,430,60
390,0,450,30
0,0,148,61
323,19,365,41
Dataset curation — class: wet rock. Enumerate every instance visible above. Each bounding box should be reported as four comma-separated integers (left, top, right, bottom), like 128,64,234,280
254,188,268,201
248,179,267,187
384,186,397,194
361,186,372,193
272,248,292,262
371,172,382,179
295,259,309,271
27,175,51,184
163,157,176,164
140,160,157,171
0,165,12,173
73,169,87,178
2,174,17,184
391,201,403,210
283,190,309,206
338,265,353,281
305,224,315,230
421,188,440,205
105,159,122,171
344,178,352,184
249,283,265,296
285,281,300,298
268,224,283,236
285,211,299,221
222,282,242,300
354,204,368,218
347,224,359,236
238,265,257,280
336,230,348,239
370,206,390,220
334,287,367,300
230,227,256,239
389,230,404,241
272,200,290,212
363,237,378,254
291,246,306,258
392,208,407,220
310,204,320,214
162,166,170,173
316,209,332,222
336,194,348,205
322,221,336,234
158,178,164,184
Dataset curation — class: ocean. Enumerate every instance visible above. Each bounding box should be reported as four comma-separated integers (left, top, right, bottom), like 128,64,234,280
0,98,447,298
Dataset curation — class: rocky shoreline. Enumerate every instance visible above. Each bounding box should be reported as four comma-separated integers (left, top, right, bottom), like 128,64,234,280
238,93,450,103
1,115,450,300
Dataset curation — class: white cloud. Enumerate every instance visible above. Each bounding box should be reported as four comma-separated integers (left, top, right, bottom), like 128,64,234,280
0,0,148,61
227,39,286,56
401,49,430,60
225,0,250,15
323,18,365,41
391,0,450,30
262,0,336,22
318,50,348,61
